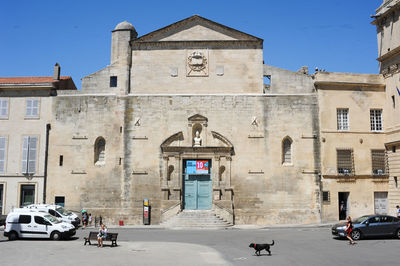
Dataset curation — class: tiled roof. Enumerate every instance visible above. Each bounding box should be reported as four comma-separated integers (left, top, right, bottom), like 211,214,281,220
0,76,71,84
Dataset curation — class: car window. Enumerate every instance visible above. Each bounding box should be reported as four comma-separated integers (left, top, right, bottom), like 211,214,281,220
34,216,46,225
18,215,31,224
394,217,400,222
380,216,393,223
368,217,380,223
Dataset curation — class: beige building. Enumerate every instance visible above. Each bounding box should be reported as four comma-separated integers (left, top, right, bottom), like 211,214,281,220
46,16,322,225
315,72,388,221
0,65,77,215
373,0,400,217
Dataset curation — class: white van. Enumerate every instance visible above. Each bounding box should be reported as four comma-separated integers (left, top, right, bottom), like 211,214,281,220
4,209,76,240
25,204,80,227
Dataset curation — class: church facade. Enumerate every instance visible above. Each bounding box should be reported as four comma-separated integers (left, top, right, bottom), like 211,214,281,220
2,5,397,225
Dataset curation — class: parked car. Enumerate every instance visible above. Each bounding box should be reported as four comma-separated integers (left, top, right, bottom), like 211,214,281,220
332,214,400,240
4,209,76,241
24,204,80,228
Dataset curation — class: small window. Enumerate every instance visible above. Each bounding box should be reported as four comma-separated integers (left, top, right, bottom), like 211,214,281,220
59,155,63,166
0,137,6,174
0,99,9,119
25,98,39,118
18,214,31,224
337,149,354,175
322,191,330,202
371,150,386,175
20,185,35,207
110,76,117,87
337,109,349,131
55,196,65,207
392,95,396,108
393,146,397,153
34,216,46,225
282,137,292,164
370,109,383,131
94,137,106,165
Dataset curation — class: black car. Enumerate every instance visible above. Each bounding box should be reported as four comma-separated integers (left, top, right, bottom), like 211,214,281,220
332,215,400,240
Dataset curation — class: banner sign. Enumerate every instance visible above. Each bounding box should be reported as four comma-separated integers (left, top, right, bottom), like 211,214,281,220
186,160,209,174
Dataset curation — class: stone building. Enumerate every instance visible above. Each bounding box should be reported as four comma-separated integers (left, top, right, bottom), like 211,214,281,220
373,0,400,217
0,65,77,215
46,16,322,225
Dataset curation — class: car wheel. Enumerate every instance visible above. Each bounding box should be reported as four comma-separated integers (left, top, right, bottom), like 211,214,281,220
51,231,61,241
351,230,362,241
396,229,400,239
8,231,18,241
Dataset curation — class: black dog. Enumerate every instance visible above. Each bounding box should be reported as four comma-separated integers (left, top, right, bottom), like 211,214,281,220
249,240,274,256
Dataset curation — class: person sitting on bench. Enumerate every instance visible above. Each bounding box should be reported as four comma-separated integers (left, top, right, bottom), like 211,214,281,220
97,224,107,248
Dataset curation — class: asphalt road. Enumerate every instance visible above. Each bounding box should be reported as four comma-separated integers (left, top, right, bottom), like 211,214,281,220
0,226,399,265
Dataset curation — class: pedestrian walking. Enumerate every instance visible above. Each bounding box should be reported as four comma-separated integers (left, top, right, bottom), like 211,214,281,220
396,205,400,218
82,210,88,229
345,216,355,245
88,213,92,227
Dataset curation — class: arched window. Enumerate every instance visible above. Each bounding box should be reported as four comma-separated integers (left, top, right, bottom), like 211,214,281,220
282,137,292,164
94,137,106,165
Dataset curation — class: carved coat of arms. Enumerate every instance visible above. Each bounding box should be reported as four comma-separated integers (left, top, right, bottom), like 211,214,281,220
187,50,208,76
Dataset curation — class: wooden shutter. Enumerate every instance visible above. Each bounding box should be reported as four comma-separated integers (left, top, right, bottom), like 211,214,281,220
0,137,5,173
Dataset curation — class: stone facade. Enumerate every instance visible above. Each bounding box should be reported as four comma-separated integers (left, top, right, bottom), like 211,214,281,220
373,0,400,216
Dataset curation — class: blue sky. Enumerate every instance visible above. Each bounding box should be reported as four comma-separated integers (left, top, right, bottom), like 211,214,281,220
0,0,382,89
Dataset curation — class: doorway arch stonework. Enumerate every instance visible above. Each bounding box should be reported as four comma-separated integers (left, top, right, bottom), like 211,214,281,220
160,116,235,224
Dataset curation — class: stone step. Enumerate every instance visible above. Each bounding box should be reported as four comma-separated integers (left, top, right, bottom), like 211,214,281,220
162,210,233,229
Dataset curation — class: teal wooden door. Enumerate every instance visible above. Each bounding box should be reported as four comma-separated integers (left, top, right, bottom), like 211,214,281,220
184,175,211,210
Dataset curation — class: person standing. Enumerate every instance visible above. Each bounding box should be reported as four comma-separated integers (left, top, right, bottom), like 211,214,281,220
88,213,92,227
82,211,88,229
97,224,107,248
345,216,355,245
396,205,400,218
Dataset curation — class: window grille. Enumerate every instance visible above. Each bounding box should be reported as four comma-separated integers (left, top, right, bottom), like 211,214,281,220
370,109,383,131
0,99,8,118
337,149,354,175
322,191,330,202
283,138,292,164
337,109,349,130
371,150,386,175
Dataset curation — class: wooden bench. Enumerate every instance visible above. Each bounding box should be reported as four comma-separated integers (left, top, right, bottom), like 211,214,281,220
84,231,118,247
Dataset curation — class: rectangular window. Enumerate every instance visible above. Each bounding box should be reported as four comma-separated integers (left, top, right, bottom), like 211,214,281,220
110,76,117,87
20,185,35,207
337,149,354,175
370,109,383,131
372,150,386,175
0,99,9,119
0,137,6,174
55,196,65,207
25,98,39,118
392,95,396,108
322,191,330,202
18,214,31,224
22,136,38,174
59,155,63,166
337,109,349,131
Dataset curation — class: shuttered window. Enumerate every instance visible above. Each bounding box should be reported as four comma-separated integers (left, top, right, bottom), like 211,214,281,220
0,137,6,174
25,99,39,118
0,99,8,119
337,149,354,175
370,109,382,131
337,109,349,131
371,150,386,175
22,136,38,174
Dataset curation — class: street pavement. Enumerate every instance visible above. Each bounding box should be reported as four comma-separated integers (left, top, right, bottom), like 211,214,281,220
0,226,399,265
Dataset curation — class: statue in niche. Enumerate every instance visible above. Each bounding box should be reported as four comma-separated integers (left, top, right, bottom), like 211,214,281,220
193,131,202,147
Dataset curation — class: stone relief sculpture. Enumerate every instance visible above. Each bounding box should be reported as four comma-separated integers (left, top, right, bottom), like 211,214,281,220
193,130,202,147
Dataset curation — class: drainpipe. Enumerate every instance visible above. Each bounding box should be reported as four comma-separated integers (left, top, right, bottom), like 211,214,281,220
43,123,51,203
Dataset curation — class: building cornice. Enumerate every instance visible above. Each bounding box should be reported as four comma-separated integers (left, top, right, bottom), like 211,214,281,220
130,40,263,50
314,81,385,90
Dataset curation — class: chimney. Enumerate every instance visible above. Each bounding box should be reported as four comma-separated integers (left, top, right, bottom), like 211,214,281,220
53,63,61,80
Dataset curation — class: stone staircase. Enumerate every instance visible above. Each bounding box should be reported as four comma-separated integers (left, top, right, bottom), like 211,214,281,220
161,210,233,229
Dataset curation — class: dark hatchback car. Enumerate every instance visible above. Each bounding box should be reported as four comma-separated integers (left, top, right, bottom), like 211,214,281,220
332,215,400,240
